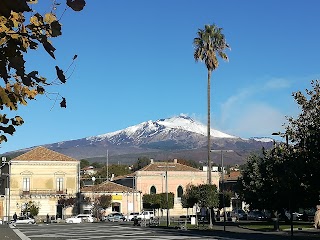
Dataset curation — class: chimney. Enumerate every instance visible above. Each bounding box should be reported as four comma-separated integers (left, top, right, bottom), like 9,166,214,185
150,159,154,164
173,159,178,164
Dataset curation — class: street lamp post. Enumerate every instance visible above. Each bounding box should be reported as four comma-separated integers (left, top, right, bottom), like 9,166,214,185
1,158,10,224
166,164,169,227
91,176,96,216
211,150,233,231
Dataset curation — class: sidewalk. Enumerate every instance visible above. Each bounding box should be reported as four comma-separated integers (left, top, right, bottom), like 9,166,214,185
0,224,21,240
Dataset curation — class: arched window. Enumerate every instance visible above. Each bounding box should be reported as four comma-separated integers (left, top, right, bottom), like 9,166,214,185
177,186,183,198
150,186,156,194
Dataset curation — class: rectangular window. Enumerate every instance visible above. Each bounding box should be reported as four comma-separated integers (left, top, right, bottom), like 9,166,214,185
56,178,63,193
23,178,30,192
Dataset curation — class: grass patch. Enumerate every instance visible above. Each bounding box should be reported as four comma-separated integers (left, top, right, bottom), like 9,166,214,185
239,222,314,231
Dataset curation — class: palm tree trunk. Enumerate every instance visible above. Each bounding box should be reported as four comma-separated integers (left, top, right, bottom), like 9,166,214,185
207,70,212,185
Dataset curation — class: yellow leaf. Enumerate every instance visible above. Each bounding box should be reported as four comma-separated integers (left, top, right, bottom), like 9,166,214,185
27,0,38,4
0,37,7,46
10,12,22,28
44,13,57,24
0,87,17,110
30,16,40,26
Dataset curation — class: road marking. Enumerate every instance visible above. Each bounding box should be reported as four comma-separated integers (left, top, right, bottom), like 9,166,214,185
10,224,31,240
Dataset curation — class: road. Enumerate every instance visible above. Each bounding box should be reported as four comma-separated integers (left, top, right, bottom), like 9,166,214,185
8,221,320,240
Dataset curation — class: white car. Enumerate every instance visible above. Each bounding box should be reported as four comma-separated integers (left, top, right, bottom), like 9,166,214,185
11,216,35,224
125,212,140,221
65,214,94,223
137,211,154,220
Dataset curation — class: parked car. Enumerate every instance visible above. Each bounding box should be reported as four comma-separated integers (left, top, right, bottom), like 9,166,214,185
11,216,35,224
232,209,247,220
137,210,154,220
125,212,140,221
104,212,125,222
65,214,94,223
247,210,266,221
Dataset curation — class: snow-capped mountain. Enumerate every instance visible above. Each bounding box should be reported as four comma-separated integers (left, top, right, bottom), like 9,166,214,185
86,115,237,145
6,115,274,165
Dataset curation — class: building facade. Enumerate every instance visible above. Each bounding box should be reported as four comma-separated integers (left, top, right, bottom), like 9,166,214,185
115,159,220,216
0,147,79,222
81,181,141,219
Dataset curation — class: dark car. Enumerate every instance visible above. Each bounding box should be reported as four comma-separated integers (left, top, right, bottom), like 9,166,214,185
247,210,266,221
232,209,248,220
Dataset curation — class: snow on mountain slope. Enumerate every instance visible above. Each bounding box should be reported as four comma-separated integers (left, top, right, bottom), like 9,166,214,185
250,137,275,143
87,115,237,143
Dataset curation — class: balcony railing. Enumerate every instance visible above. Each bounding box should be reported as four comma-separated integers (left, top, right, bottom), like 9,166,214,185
20,189,67,196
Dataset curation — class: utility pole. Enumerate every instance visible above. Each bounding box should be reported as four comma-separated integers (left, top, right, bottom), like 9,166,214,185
211,150,233,231
106,149,109,181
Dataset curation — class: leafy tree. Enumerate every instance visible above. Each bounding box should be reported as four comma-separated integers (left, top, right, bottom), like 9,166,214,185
23,200,39,217
142,193,160,209
177,159,201,169
142,193,174,210
95,194,112,209
132,157,150,171
181,183,218,227
218,191,232,209
182,184,219,209
181,184,198,210
58,197,76,207
80,159,90,169
158,193,174,210
197,184,219,209
91,162,103,169
193,24,230,184
95,164,131,183
239,145,310,217
0,0,86,143
286,79,320,206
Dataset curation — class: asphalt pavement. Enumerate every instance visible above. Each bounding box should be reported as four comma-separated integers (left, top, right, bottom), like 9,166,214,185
0,221,319,240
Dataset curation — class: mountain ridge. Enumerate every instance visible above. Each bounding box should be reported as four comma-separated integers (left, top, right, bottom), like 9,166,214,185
3,115,274,165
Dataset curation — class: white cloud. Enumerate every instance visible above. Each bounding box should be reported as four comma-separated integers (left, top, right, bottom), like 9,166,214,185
263,77,291,90
217,77,293,137
225,103,286,137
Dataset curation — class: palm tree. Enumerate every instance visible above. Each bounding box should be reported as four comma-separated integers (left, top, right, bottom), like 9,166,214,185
193,24,230,185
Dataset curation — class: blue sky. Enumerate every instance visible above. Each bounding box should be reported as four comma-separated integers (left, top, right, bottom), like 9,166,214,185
1,0,320,153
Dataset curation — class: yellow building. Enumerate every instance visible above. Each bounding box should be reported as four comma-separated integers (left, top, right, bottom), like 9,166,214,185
81,181,141,218
0,147,79,222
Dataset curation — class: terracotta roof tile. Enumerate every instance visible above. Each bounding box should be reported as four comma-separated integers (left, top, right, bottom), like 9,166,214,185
81,181,133,193
140,162,201,172
11,146,77,162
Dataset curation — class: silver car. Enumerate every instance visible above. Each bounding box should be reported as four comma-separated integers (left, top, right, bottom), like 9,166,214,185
11,216,35,224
